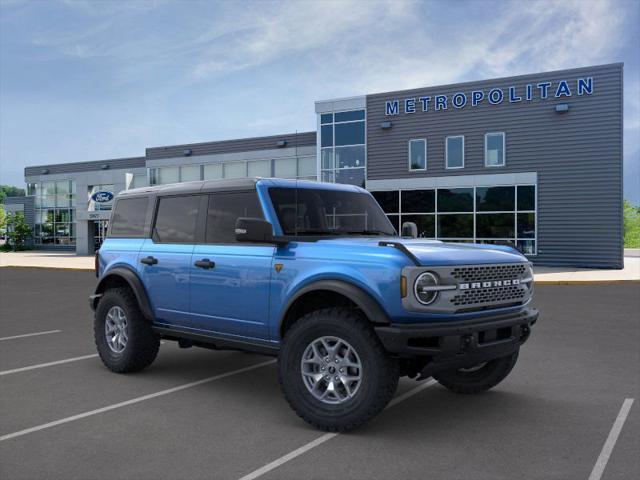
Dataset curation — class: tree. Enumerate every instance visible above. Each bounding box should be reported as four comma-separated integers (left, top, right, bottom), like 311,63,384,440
623,199,640,248
0,205,6,231
6,211,32,251
0,185,26,204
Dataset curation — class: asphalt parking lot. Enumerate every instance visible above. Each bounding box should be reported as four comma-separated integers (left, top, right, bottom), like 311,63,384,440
0,267,638,480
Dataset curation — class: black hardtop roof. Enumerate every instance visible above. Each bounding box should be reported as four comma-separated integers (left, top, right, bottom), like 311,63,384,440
117,177,259,198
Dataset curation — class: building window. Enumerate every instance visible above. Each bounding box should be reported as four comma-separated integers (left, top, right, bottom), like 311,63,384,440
485,132,505,167
320,109,366,187
203,164,223,180
180,164,201,182
408,139,427,171
33,179,76,246
446,136,464,169
368,184,536,254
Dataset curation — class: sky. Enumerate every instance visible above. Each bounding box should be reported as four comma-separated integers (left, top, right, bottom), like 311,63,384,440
1,0,639,203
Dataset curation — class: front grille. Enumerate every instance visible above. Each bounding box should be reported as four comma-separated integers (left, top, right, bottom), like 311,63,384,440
451,264,527,283
451,285,527,307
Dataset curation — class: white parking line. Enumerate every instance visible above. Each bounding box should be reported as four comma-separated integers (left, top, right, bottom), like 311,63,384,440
0,354,99,376
0,330,62,341
0,359,276,442
588,398,634,480
238,379,438,480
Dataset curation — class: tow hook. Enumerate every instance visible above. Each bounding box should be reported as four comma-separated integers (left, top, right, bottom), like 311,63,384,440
461,335,476,352
520,325,531,342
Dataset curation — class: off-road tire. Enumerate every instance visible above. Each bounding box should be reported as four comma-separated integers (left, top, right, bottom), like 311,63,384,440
94,287,160,373
278,307,399,432
433,349,519,394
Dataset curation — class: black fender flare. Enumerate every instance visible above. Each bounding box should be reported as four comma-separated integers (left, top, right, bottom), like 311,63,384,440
280,279,391,330
93,267,154,322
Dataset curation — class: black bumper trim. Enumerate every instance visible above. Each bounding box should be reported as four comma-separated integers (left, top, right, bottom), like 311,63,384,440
375,307,538,362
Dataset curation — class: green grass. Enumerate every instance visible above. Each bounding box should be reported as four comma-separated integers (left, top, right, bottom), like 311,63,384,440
624,199,640,248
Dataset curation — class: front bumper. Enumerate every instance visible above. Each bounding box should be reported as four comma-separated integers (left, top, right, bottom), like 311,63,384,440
375,307,538,376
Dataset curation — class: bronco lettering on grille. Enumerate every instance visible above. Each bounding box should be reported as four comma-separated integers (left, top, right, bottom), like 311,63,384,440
458,279,520,290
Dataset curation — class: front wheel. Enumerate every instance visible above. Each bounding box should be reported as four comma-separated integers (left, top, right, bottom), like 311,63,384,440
433,349,519,394
278,308,399,432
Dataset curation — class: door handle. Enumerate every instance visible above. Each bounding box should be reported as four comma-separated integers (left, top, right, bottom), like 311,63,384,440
194,258,215,269
140,256,158,266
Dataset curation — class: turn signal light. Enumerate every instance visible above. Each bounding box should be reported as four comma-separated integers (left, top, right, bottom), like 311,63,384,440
401,275,407,298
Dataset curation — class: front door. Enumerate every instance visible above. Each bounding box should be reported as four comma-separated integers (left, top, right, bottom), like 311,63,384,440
188,191,274,340
138,194,203,326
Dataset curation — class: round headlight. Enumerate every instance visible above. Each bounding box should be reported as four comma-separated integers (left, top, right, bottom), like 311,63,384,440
414,272,439,305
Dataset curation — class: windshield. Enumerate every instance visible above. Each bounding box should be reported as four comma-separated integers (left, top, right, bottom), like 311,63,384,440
269,187,397,237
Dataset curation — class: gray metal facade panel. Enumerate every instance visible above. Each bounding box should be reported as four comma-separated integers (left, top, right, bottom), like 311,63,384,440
24,157,146,176
146,132,317,159
366,63,623,268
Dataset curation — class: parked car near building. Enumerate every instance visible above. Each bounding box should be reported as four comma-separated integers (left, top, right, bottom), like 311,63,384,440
90,178,538,431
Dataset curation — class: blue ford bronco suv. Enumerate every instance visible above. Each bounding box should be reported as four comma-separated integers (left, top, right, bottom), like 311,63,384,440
91,178,537,431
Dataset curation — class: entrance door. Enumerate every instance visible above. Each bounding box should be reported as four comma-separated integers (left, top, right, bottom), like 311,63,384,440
93,220,109,251
188,191,274,340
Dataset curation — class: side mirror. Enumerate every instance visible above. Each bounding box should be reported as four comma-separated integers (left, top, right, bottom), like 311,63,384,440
235,218,287,245
401,221,418,239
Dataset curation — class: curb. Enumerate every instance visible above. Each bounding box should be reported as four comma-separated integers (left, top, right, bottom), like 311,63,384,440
534,279,640,285
0,265,94,272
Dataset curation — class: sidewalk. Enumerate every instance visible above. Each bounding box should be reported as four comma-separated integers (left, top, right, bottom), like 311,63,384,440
0,251,94,270
2,250,640,284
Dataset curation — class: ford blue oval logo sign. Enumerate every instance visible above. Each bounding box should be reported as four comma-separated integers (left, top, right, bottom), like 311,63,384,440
91,191,114,203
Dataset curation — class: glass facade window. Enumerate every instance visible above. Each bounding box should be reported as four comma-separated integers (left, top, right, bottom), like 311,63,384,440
408,139,427,170
203,164,223,180
223,162,246,179
446,136,464,169
151,155,317,185
369,184,537,254
320,109,366,187
33,179,76,246
180,165,201,182
437,188,474,212
485,132,505,167
248,160,271,177
130,174,147,189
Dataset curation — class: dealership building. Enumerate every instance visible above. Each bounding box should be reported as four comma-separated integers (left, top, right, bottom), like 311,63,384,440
13,63,623,268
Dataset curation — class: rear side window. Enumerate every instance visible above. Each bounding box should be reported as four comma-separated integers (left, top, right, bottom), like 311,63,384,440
110,197,149,237
206,191,263,244
153,195,201,244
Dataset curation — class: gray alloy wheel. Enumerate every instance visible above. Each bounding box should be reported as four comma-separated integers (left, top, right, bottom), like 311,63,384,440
105,305,128,353
300,336,363,404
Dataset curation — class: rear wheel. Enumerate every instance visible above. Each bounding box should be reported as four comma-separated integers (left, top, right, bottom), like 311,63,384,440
278,308,399,432
433,349,519,394
94,287,160,373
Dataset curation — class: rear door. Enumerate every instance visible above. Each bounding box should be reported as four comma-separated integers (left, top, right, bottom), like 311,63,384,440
138,194,205,326
188,191,274,340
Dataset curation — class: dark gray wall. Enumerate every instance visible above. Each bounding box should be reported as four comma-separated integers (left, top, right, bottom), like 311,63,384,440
366,63,623,268
25,157,145,177
146,132,317,159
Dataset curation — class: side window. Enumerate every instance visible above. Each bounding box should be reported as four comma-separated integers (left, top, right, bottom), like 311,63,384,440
205,191,264,244
153,195,201,244
110,197,148,237
485,132,505,167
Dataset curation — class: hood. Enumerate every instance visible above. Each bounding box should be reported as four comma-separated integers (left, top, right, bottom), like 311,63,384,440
315,237,527,266
399,239,527,266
